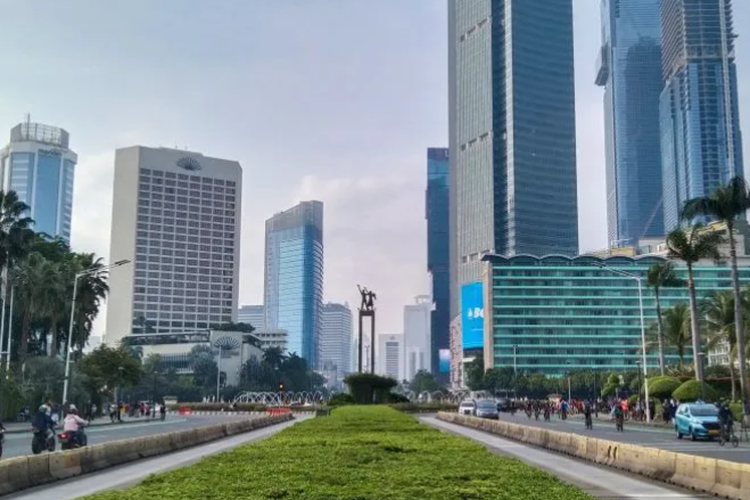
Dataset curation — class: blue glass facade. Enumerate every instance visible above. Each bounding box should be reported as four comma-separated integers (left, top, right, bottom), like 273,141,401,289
448,0,578,316
264,201,324,367
660,0,744,230
426,147,450,375
482,254,749,376
597,0,664,247
0,123,76,242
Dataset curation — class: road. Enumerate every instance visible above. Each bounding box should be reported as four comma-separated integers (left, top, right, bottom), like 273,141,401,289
493,412,750,463
422,416,708,500
1,415,254,461
9,416,305,500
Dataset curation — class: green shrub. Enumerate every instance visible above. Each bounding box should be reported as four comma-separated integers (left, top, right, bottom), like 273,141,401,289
672,380,718,402
328,393,355,406
344,373,397,404
389,402,459,413
386,393,410,404
83,406,594,500
166,403,324,413
646,376,682,400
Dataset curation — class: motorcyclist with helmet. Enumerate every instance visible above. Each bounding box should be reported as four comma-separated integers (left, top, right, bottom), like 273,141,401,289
63,405,88,447
32,404,55,442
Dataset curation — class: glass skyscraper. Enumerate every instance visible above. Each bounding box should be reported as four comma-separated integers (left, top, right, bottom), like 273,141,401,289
264,201,324,367
596,0,664,247
426,147,450,376
0,121,77,242
660,0,744,230
448,0,578,316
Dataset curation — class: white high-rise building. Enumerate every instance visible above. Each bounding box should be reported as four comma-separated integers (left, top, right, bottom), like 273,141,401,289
320,302,352,379
403,295,433,381
0,121,77,242
238,304,265,329
378,333,402,380
104,146,242,345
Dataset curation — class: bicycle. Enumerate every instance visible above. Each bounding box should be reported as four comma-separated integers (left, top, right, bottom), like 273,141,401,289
719,424,739,448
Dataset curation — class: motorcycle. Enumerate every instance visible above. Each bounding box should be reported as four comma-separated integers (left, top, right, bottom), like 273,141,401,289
58,429,87,450
31,427,56,455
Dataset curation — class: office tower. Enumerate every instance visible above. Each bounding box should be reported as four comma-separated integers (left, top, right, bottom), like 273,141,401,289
104,146,242,345
378,333,402,380
238,304,265,329
403,295,433,381
264,201,324,367
426,148,450,375
596,0,664,247
448,0,579,317
0,121,77,242
320,302,353,379
660,0,744,230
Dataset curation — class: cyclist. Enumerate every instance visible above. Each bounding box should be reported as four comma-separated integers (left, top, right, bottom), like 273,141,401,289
584,401,593,429
718,401,734,441
612,403,624,431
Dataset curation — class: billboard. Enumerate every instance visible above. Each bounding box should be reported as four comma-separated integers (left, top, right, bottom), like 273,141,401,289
461,282,484,349
438,349,451,373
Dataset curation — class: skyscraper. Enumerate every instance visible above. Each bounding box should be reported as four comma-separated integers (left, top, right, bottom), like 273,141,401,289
403,295,433,381
596,0,665,247
660,0,744,230
104,146,242,345
0,121,77,242
264,201,324,367
238,304,265,329
320,302,353,379
426,147,450,375
378,333,402,380
448,0,579,316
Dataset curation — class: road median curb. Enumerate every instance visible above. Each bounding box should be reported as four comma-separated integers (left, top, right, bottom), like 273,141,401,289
0,413,293,496
436,412,750,500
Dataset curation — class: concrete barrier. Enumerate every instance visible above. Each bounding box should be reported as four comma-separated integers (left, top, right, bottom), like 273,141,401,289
436,412,749,500
0,413,292,496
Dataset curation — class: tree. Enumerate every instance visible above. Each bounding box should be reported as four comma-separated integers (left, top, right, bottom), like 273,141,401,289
483,367,513,396
211,322,255,333
409,369,441,394
666,224,723,382
646,261,684,375
464,357,485,391
78,345,143,403
702,291,739,400
189,345,218,393
682,176,750,413
661,303,692,367
262,346,287,371
12,252,50,360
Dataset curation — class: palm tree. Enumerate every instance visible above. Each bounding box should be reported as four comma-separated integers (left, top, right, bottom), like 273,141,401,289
646,261,684,375
702,291,738,400
68,253,109,351
661,304,692,367
682,176,750,410
12,252,50,360
262,346,287,371
666,224,724,382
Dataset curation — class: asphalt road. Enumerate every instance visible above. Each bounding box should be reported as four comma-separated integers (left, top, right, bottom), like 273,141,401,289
494,412,750,463
0,415,253,461
9,416,307,500
422,417,707,500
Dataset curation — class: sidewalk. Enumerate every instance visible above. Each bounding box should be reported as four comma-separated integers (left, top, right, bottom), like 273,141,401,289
3,415,165,434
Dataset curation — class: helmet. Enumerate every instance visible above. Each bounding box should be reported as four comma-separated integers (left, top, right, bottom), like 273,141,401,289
68,404,77,412
38,404,49,414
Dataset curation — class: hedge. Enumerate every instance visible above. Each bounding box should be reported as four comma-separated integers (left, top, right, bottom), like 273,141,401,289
672,380,718,402
83,406,594,500
166,403,325,413
646,376,682,400
389,402,459,413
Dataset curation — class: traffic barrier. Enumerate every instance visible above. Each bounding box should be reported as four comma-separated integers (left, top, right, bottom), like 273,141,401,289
436,412,750,500
0,413,293,495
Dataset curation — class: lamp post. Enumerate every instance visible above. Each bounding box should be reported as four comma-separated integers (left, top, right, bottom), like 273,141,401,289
62,259,131,406
593,263,651,422
512,344,518,375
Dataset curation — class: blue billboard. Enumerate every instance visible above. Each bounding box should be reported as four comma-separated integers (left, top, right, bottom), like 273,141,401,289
461,282,484,349
438,349,451,373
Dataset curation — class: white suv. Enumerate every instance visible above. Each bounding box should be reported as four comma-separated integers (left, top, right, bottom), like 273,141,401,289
459,400,476,416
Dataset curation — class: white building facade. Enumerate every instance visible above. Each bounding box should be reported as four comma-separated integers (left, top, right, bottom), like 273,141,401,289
0,121,77,242
378,333,402,380
320,302,352,380
238,304,265,329
403,295,433,381
104,146,242,345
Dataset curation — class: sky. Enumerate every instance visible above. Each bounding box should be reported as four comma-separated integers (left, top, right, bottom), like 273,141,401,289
0,0,749,339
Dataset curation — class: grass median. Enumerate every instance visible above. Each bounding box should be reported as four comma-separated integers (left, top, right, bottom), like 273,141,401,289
84,406,594,500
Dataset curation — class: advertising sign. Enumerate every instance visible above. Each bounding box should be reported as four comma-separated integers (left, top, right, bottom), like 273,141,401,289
438,349,450,373
461,282,484,349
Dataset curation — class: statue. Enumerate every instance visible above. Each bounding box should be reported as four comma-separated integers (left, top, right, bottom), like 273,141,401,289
357,285,377,311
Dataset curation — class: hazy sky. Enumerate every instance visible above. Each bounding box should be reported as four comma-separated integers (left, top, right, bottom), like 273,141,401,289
0,0,748,338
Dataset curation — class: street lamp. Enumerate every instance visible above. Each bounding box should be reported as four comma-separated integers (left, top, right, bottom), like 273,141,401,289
593,262,651,422
62,259,131,406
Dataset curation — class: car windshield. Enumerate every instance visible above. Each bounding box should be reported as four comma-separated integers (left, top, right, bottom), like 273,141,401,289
690,406,718,417
460,402,474,408
477,401,496,409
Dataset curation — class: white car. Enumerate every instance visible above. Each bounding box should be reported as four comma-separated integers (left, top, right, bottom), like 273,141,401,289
459,400,476,416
